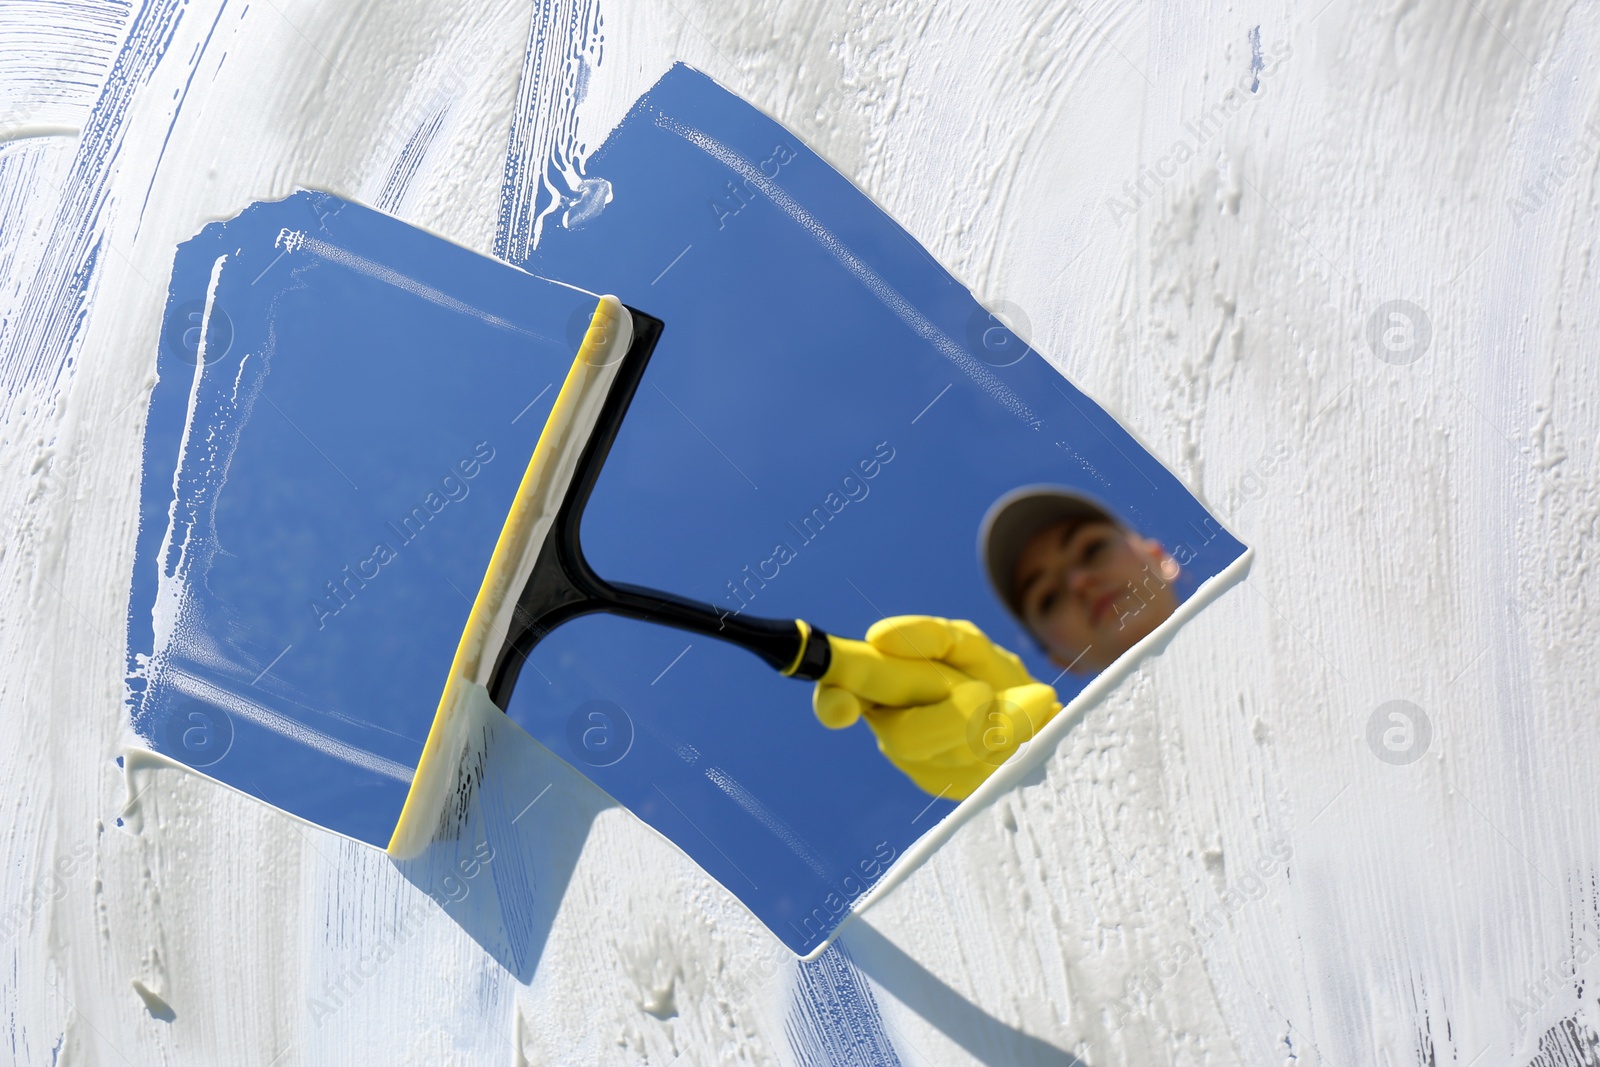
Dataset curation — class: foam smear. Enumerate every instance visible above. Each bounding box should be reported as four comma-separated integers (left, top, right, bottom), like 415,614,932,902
497,0,609,260
131,254,277,751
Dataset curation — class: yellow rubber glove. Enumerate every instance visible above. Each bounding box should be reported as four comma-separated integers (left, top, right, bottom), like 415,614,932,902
813,616,1062,800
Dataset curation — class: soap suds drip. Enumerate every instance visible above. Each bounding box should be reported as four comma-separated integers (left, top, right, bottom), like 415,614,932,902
130,977,175,1021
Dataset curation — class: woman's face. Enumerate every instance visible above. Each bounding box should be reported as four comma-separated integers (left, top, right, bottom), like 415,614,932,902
1012,519,1179,673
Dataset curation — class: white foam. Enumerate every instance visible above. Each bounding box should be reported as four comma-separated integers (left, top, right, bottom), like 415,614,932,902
3,1,1598,1063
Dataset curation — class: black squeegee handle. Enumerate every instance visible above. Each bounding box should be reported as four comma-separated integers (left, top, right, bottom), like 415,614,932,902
485,306,833,709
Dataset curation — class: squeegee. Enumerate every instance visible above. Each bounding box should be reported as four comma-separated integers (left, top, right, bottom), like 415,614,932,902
390,296,848,855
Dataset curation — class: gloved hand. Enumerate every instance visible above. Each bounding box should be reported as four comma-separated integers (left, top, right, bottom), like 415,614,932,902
813,616,1061,800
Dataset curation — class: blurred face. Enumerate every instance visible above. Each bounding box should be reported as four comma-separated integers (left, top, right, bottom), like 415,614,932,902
1012,520,1179,673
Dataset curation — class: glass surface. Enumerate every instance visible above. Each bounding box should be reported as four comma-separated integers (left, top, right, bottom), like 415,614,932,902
128,67,1245,958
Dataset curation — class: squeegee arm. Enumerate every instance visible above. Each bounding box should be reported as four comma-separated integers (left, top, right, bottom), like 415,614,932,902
483,301,834,709
486,567,833,707
603,581,833,678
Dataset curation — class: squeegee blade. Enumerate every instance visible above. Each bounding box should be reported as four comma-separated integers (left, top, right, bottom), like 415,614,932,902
388,295,631,858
